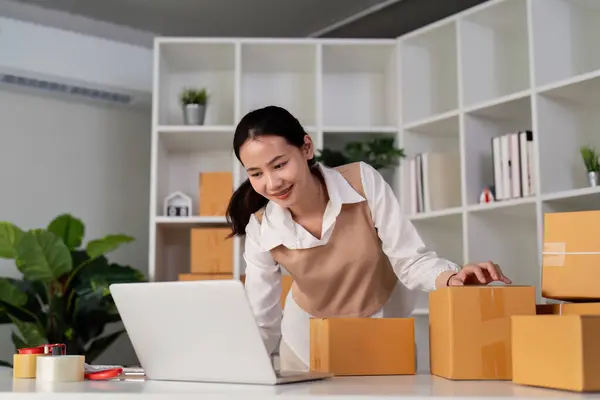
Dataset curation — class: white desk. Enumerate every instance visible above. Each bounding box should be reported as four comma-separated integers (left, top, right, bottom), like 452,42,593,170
1,369,598,399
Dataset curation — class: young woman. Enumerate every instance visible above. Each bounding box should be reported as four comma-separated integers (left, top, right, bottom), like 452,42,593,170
226,105,511,371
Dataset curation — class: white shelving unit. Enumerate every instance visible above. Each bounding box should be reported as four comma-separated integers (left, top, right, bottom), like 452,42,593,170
148,38,401,284
400,0,600,312
148,0,600,315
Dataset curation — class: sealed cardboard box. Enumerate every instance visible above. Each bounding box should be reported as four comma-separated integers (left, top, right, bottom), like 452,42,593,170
198,172,233,216
190,227,233,274
512,315,600,392
310,318,415,376
542,210,600,301
429,286,536,380
536,302,600,315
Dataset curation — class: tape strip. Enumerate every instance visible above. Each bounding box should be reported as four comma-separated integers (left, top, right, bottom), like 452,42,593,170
36,355,85,383
542,242,600,267
479,287,509,379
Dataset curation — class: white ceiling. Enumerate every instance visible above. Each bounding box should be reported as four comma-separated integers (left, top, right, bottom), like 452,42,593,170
9,0,398,37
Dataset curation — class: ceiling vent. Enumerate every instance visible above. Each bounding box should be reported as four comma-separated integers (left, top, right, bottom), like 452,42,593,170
0,73,133,105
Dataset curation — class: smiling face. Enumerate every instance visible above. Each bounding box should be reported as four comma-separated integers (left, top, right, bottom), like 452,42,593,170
239,134,315,208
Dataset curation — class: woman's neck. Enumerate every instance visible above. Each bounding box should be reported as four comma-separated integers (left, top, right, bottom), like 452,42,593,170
289,170,329,219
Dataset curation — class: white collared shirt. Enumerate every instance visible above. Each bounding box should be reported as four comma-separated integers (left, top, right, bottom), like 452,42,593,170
243,162,460,365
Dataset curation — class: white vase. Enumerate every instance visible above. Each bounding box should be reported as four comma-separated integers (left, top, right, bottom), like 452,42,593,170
183,104,206,125
588,171,598,187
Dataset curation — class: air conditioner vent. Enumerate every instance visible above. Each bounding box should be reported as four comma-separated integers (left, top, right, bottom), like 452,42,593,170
0,73,132,104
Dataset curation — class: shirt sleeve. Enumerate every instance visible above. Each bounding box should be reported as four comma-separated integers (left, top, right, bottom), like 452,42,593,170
359,162,461,292
243,214,283,356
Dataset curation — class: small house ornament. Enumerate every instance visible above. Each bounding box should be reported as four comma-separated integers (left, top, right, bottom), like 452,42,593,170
164,191,192,217
479,186,495,204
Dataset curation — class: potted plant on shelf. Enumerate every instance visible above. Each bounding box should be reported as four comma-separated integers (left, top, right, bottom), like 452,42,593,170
315,136,405,170
0,213,146,367
580,145,599,187
180,88,208,125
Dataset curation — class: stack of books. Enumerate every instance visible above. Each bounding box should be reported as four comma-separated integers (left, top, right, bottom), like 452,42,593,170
492,130,535,200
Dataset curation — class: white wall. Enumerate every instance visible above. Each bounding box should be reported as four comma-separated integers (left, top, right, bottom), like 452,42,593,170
0,88,151,366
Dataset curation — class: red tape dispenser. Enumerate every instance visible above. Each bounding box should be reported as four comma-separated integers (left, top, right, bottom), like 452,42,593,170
84,364,124,381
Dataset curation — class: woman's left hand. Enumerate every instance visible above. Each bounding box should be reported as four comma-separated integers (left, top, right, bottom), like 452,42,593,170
448,261,512,286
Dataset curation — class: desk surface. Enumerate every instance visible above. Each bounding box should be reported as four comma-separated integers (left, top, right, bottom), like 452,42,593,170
1,368,598,399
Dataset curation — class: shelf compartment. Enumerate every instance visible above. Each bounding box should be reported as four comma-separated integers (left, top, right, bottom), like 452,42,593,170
158,126,234,153
321,131,401,192
157,41,236,126
322,42,397,128
155,131,234,218
241,43,317,127
411,213,464,310
530,0,600,87
401,21,458,124
536,74,600,194
463,94,533,206
153,224,238,282
402,114,462,215
458,0,530,107
466,201,539,295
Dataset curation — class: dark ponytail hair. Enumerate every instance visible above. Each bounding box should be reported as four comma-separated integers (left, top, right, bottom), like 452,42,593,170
226,106,316,237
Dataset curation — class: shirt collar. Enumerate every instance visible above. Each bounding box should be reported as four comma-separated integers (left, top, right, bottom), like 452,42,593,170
257,162,366,251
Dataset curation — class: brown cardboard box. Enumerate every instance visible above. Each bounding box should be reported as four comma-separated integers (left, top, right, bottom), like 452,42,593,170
429,285,536,380
310,318,415,376
512,315,600,392
190,227,233,274
542,211,600,301
199,172,233,216
536,302,600,315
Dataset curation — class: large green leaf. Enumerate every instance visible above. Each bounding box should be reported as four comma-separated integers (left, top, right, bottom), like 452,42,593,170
48,214,85,250
10,318,47,348
0,278,27,307
16,229,72,282
86,234,134,259
0,222,24,259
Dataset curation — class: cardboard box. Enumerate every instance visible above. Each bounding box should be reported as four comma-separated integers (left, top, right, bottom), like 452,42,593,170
429,286,536,380
310,318,415,376
542,211,600,301
512,315,600,392
190,227,233,274
199,172,233,216
536,302,600,316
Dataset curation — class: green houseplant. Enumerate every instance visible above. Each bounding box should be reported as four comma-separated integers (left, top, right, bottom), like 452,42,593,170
580,145,599,187
180,88,209,125
315,136,405,170
0,214,146,368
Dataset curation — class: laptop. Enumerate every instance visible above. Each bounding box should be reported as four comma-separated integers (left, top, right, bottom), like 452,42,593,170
109,279,333,385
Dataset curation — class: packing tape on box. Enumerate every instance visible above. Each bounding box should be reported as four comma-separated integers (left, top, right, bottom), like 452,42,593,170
13,353,45,379
479,287,509,379
542,242,600,267
36,355,85,383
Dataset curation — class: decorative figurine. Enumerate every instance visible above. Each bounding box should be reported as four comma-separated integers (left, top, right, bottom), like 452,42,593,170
164,191,192,217
479,186,495,204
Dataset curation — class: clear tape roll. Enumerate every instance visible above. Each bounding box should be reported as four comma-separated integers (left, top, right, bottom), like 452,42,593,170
36,355,85,383
13,353,44,379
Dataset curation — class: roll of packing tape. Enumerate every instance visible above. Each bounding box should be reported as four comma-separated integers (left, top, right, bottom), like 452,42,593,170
13,353,44,379
36,355,85,383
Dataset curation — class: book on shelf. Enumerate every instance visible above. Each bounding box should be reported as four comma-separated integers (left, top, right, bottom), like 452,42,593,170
492,131,535,201
406,151,461,214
